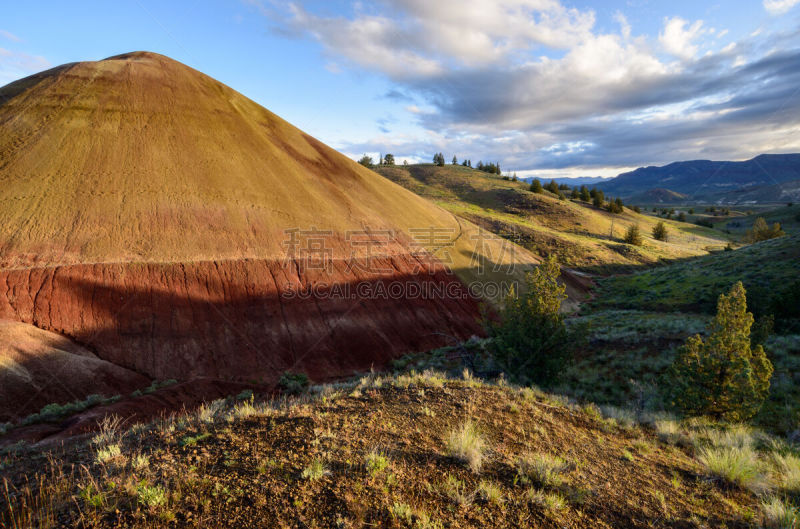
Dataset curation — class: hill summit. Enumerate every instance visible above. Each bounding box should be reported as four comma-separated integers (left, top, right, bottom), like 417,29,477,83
0,52,536,426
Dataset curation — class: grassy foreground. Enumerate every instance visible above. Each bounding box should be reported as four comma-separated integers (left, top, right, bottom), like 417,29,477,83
3,372,797,528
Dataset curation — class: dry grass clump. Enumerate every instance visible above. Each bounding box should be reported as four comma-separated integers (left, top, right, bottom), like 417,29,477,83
697,445,769,494
516,453,570,488
761,497,799,529
770,452,800,494
445,420,488,473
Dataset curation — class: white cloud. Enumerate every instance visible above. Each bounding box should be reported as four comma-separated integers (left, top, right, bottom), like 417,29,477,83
763,0,800,14
0,48,49,83
0,30,20,42
285,0,598,77
659,17,704,60
265,1,800,172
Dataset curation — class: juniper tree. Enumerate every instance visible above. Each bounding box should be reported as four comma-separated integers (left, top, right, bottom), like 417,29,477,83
486,255,571,385
623,224,642,246
530,179,543,194
669,282,773,421
652,221,668,241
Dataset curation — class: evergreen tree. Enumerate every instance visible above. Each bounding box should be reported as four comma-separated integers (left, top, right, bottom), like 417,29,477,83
570,188,579,199
452,155,458,165
652,221,668,241
357,155,373,167
623,224,642,246
486,255,572,385
383,153,395,165
746,218,785,243
579,185,591,202
591,189,605,208
670,282,774,421
530,178,544,194
545,180,559,194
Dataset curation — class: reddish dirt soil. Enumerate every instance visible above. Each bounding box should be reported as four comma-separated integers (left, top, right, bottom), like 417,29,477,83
0,255,484,422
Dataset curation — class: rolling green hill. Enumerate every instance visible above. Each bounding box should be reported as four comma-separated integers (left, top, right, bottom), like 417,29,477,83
376,164,728,274
589,233,800,317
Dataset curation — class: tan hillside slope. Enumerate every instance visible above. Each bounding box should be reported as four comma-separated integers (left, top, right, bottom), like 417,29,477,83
0,52,538,418
0,51,497,268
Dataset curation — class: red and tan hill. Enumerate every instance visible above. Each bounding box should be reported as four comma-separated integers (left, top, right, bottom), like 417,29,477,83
0,52,540,420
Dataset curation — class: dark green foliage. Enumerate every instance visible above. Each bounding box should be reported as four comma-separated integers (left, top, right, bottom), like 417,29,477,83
623,224,643,246
383,153,395,165
358,155,373,167
279,372,310,394
570,188,580,199
433,152,446,166
485,256,572,385
545,180,559,194
652,221,668,242
605,197,624,214
769,280,800,332
669,282,774,421
579,185,590,202
677,212,686,222
452,155,458,165
530,179,543,194
476,161,502,174
591,188,604,207
695,218,715,228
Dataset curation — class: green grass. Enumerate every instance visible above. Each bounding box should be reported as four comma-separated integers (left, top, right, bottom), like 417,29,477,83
589,234,800,315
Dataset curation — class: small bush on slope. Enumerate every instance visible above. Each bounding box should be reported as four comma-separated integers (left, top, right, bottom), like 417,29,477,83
486,255,573,385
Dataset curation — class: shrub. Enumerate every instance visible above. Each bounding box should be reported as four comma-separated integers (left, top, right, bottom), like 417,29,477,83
486,255,572,385
236,389,253,401
670,282,774,421
623,224,643,246
279,372,310,394
746,218,785,243
446,420,487,473
516,453,569,488
652,221,668,242
530,179,543,193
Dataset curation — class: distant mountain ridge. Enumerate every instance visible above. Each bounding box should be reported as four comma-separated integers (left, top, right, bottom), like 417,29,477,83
522,176,611,187
598,154,800,202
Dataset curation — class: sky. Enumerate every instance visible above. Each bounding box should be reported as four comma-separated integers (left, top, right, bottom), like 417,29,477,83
2,1,800,179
